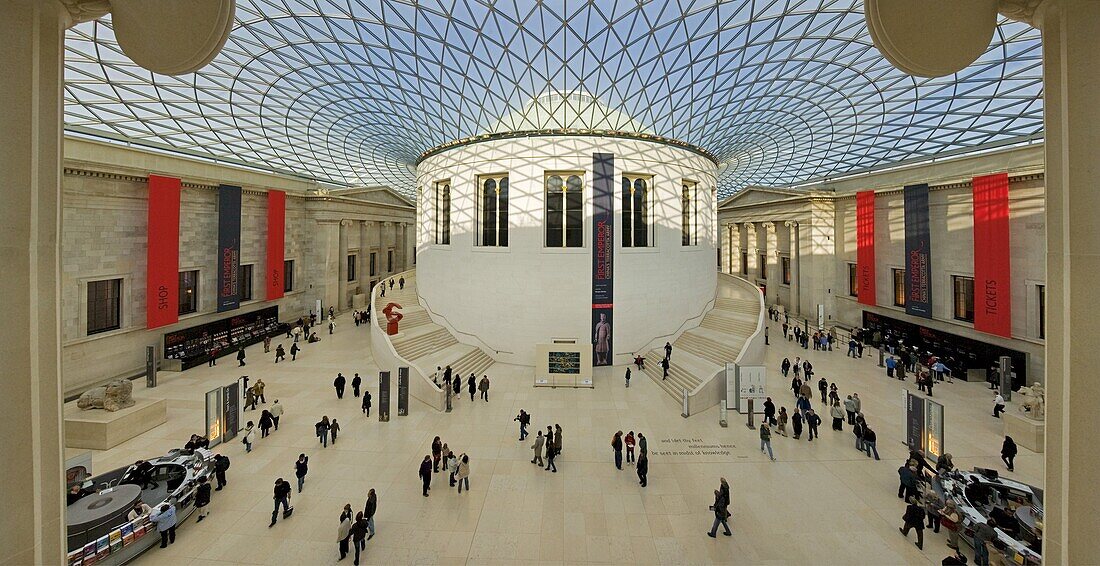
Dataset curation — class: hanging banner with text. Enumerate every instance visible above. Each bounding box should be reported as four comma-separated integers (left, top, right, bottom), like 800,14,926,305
973,173,1012,337
903,183,932,318
147,175,181,329
856,190,877,306
592,153,615,367
266,190,286,300
217,184,242,312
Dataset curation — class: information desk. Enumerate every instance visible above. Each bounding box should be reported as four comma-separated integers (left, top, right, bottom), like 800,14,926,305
163,306,280,369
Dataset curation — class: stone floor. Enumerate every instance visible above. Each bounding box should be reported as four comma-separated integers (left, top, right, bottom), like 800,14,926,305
72,313,1042,565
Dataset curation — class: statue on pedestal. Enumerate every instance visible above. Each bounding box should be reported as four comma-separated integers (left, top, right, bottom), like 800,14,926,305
1017,382,1045,420
383,302,404,336
77,379,135,412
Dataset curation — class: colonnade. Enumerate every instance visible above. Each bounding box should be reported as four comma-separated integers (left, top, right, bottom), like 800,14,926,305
720,220,801,316
336,219,410,310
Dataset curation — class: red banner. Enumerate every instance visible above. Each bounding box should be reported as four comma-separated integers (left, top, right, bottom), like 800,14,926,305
973,173,1012,337
856,190,877,306
266,190,286,300
147,175,181,329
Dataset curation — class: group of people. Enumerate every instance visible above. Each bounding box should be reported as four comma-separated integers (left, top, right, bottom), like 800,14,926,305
610,430,649,486
435,365,492,402
337,490,378,564
419,437,471,496
376,276,405,299
528,421,564,473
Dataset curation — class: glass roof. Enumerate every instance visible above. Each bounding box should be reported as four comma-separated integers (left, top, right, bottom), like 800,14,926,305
63,1,1044,197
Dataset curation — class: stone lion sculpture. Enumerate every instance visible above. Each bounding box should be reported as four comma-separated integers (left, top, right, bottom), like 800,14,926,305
1017,382,1045,420
77,379,136,412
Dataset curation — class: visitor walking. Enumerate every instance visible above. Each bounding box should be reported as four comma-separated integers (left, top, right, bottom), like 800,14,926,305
791,410,803,440
352,373,362,397
899,494,926,550
259,410,274,438
455,454,470,493
270,399,283,430
515,410,530,440
263,335,271,353
637,450,649,487
316,416,331,448
545,426,557,472
660,356,670,380
781,357,791,377
664,341,673,361
269,478,292,527
338,506,353,561
531,430,545,466
255,379,266,403
242,421,256,453
213,454,229,490
350,512,368,565
237,347,246,367
334,373,346,399
330,418,340,445
479,375,490,401
707,488,732,538
806,409,821,441
194,477,211,522
1001,436,1017,471
275,344,286,363
467,374,476,401
759,422,776,461
290,342,300,361
363,488,377,540
295,454,309,492
763,397,776,425
830,400,845,431
362,390,372,416
777,407,789,436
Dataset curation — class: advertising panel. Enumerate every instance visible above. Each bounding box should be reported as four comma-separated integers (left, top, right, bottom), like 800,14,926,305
222,381,239,441
973,173,1012,337
147,175,181,329
856,190,877,305
736,365,766,414
205,388,222,447
378,371,391,422
397,367,409,416
266,190,286,300
903,183,932,318
217,184,242,312
592,153,615,366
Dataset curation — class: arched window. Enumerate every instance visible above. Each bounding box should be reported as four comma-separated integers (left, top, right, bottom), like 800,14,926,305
478,174,509,247
545,173,584,247
434,180,451,245
681,181,698,246
622,174,652,247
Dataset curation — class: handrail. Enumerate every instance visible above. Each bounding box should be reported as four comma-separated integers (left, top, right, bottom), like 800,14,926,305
414,285,516,356
689,273,765,397
370,269,445,398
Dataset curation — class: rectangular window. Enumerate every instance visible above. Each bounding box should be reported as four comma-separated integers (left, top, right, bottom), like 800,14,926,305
477,174,509,247
545,173,584,248
369,252,376,276
848,263,858,297
178,270,199,315
740,251,748,275
387,250,394,272
759,254,767,279
283,260,294,293
240,264,253,302
953,276,975,322
681,181,698,246
892,269,906,307
782,257,792,285
87,279,122,335
1037,284,1046,339
347,254,357,282
434,180,451,245
622,175,652,247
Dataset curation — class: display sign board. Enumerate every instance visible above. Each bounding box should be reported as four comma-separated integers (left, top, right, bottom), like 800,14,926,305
163,306,279,369
397,367,409,416
548,351,581,374
591,152,615,366
205,388,222,447
145,345,157,388
736,365,766,414
222,381,239,441
217,184,242,312
378,371,391,422
903,183,932,318
905,390,945,463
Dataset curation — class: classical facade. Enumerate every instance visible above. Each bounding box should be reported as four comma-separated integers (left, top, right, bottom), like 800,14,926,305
718,144,1046,383
60,138,414,394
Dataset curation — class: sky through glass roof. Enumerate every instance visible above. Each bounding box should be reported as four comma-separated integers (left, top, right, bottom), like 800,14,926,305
62,0,1044,197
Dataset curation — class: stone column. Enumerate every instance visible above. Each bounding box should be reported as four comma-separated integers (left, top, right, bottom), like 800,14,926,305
337,220,348,310
735,223,746,275
379,221,389,274
357,220,368,292
0,1,66,562
785,221,800,316
1040,1,1100,562
763,222,778,304
398,222,408,270
745,222,758,280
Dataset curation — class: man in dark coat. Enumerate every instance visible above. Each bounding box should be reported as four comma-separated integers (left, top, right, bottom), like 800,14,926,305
351,373,362,397
419,456,432,497
361,390,372,416
467,374,476,402
334,373,346,399
637,451,649,487
237,347,246,367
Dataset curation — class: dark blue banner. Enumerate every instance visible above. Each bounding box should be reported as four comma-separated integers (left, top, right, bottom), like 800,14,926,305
592,153,614,366
217,184,242,312
903,183,932,318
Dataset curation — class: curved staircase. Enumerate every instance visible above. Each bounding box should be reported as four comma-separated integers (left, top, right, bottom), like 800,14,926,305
642,273,764,412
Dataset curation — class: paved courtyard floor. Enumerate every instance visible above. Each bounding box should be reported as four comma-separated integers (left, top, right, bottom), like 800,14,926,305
71,313,1042,565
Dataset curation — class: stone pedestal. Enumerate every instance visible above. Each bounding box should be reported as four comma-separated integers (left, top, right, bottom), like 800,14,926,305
1003,412,1044,453
64,398,168,450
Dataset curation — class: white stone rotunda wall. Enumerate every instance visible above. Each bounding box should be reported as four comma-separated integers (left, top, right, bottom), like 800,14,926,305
416,135,718,366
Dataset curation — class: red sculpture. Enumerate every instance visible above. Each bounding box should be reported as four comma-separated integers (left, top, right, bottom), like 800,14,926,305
383,302,403,336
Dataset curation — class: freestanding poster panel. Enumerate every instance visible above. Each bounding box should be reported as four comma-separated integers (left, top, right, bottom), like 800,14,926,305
146,175,181,329
222,381,239,441
591,153,615,366
378,371,391,422
736,365,766,414
925,398,945,462
217,184,242,312
397,367,409,416
905,390,926,451
205,388,222,447
903,183,932,318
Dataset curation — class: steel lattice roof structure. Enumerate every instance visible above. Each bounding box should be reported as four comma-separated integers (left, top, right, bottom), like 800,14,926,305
62,1,1044,197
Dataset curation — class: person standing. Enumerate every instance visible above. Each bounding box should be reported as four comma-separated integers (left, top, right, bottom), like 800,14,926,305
259,410,274,438
399,276,405,289
255,379,266,403
899,495,926,550
455,454,470,493
431,437,443,472
452,372,461,397
940,499,963,550
467,374,476,402
275,344,286,363
149,503,178,548
973,519,998,566
796,395,811,427
612,431,624,470
777,407,789,436
270,399,284,430
330,418,341,445
791,410,803,440
664,341,673,361
817,376,828,404
806,409,821,441
295,454,309,493
637,450,649,487
363,488,377,540
334,373,346,399
844,395,857,425
830,400,845,431
759,422,776,461
992,393,1006,418
625,431,636,464
1001,436,1018,471
263,335,271,353
316,416,331,448
446,450,458,486
338,506,353,561
213,454,229,490
194,477,212,522
350,512,368,566
545,426,557,472
290,342,300,361
361,390,372,416
763,397,776,426
637,431,646,456
707,487,732,538
237,347,246,367
625,367,631,388
531,430,545,466
660,356,670,380
479,375,490,401
780,357,791,377
419,456,432,497
515,410,529,440
269,478,292,527
925,489,944,534
242,421,256,453
352,373,362,397
329,319,335,335
898,464,918,500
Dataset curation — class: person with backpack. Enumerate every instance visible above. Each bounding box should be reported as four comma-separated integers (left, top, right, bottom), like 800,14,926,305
514,410,530,440
242,421,256,453
760,422,776,461
275,344,286,363
290,342,300,361
213,454,230,490
316,416,331,448
899,494,927,550
295,454,309,493
269,478,292,528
